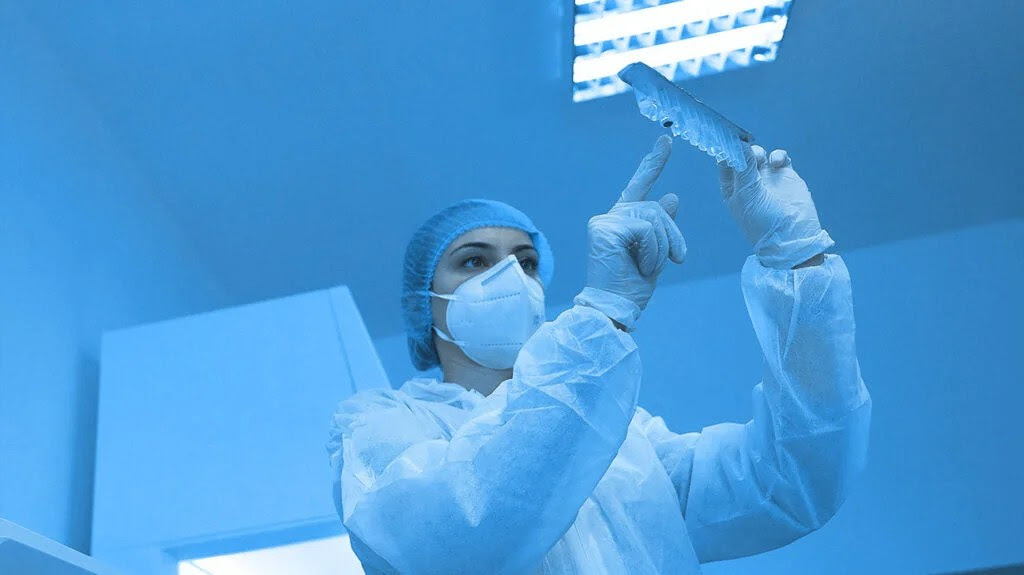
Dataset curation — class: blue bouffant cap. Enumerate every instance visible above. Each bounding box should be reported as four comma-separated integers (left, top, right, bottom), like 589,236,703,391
401,199,554,371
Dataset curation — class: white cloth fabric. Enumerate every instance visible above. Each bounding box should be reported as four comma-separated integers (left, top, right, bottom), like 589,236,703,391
327,254,871,574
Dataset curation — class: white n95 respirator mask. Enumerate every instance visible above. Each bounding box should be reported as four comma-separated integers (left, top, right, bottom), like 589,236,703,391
430,254,546,370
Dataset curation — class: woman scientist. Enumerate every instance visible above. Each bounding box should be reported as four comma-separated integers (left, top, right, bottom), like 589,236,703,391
327,135,872,574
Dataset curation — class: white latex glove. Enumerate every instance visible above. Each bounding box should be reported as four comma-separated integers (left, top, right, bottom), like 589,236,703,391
575,135,686,330
718,144,834,269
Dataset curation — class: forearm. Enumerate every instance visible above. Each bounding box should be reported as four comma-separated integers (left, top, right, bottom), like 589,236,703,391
739,253,871,528
742,253,870,418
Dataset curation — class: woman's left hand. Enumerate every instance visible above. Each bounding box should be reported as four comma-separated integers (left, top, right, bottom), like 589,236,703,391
717,145,833,269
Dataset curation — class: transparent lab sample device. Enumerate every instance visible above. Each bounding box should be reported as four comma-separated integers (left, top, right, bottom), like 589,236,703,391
618,62,754,170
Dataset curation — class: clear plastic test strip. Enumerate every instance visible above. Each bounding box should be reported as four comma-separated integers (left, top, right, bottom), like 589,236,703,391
618,62,754,170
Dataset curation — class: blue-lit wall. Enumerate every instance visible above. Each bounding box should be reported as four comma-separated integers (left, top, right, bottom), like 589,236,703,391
0,8,230,553
376,218,1024,574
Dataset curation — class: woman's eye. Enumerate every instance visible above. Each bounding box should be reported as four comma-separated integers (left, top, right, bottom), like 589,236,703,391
462,256,486,269
519,258,538,272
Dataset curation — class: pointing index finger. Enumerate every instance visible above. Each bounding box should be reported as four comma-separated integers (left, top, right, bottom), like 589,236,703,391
619,135,672,203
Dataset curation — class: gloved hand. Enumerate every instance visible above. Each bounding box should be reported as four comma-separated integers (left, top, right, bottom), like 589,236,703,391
575,135,686,330
718,144,834,269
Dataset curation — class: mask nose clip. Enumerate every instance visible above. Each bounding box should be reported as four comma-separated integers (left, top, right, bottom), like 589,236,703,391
480,254,521,287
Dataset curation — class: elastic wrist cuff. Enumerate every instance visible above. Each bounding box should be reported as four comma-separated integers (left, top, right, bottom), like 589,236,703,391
573,287,642,331
756,229,836,270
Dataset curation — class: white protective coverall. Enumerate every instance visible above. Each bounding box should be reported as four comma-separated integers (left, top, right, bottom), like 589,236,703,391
327,254,872,574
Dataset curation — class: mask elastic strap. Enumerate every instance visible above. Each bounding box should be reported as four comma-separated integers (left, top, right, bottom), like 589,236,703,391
425,291,462,345
432,325,464,347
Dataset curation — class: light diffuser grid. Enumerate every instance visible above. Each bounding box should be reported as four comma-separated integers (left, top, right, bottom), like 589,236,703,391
573,0,794,102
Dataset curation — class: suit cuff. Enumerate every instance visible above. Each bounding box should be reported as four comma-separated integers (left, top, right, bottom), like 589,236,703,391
573,287,641,332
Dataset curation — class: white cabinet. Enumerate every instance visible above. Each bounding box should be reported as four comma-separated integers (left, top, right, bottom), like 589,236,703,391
91,287,386,575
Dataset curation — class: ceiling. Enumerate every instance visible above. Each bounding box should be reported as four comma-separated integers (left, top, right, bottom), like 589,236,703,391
12,0,1024,337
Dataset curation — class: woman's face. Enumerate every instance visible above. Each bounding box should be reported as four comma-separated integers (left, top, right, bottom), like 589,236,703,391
431,227,540,333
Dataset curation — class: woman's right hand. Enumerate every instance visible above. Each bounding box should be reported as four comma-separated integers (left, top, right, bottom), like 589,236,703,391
576,136,686,329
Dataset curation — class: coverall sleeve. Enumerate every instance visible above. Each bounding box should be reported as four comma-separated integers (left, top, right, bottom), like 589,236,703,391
327,305,642,575
635,254,872,563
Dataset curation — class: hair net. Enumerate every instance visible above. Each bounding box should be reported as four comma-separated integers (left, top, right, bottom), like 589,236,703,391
402,199,554,371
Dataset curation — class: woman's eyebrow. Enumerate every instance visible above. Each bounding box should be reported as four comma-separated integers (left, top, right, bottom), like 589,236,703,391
512,244,537,254
450,242,494,255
